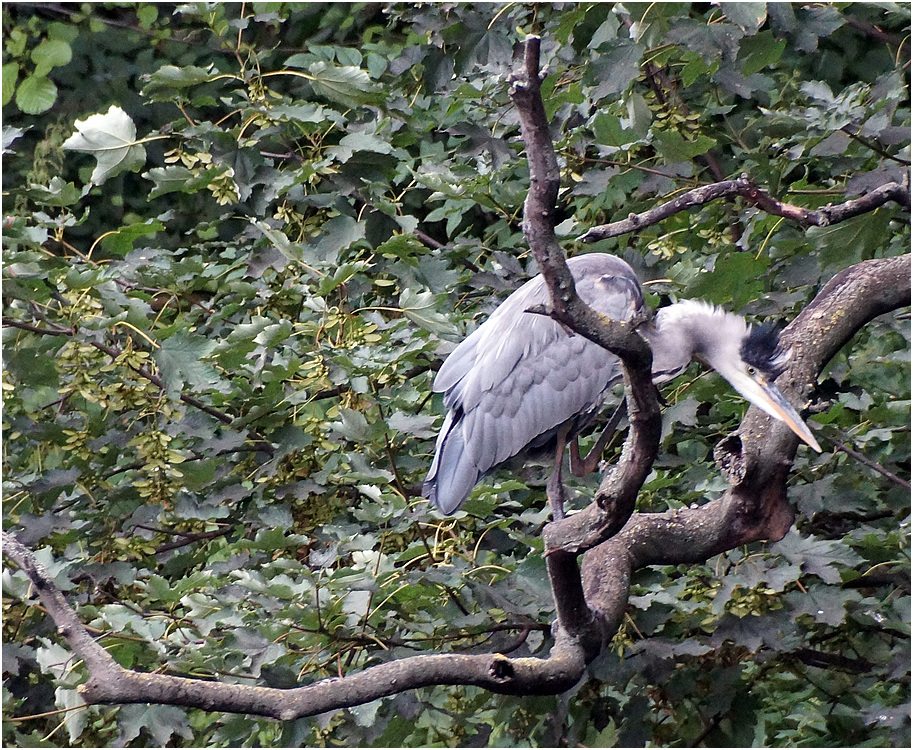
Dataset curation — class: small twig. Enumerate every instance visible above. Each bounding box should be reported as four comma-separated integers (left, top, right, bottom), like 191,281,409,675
841,125,911,166
845,16,905,46
826,435,910,490
2,317,74,336
87,338,237,426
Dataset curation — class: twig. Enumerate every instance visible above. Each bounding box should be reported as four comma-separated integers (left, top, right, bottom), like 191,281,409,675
4,316,238,426
826,436,910,490
2,318,74,336
841,125,911,166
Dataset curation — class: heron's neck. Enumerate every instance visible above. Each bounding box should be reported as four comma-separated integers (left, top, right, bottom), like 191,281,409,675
644,300,748,383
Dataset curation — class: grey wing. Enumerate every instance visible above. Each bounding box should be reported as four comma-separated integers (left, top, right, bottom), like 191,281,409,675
424,253,644,514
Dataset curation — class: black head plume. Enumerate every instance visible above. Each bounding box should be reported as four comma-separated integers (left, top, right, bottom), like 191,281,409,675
740,323,789,378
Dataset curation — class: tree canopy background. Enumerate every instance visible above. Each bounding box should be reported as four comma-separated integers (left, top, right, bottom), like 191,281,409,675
2,2,910,747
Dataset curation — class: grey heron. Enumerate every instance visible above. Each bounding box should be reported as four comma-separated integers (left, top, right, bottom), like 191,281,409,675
423,253,821,516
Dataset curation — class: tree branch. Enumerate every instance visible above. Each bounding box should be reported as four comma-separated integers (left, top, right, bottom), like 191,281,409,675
576,176,910,243
509,37,662,558
580,254,911,639
508,37,662,652
3,528,586,719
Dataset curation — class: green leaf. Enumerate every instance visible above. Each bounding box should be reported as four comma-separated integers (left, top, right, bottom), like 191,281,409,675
31,39,72,77
718,2,767,34
785,583,857,626
269,102,341,125
652,129,716,162
141,64,214,99
309,214,366,265
62,105,147,184
55,687,88,743
15,74,57,114
115,704,192,746
807,211,891,268
251,220,308,266
592,113,639,148
2,62,19,106
153,330,222,397
399,288,459,340
689,252,769,308
585,41,644,98
143,165,195,198
772,529,863,585
306,61,378,106
99,218,166,256
20,176,89,207
739,31,786,76
137,4,159,28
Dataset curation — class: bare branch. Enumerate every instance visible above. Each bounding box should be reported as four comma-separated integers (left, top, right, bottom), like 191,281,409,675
509,37,662,566
576,176,910,243
3,528,588,719
827,436,911,490
580,254,911,638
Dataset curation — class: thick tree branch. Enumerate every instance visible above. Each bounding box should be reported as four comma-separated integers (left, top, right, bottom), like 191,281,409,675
580,254,911,640
508,37,662,650
509,37,662,563
577,176,910,243
3,529,587,719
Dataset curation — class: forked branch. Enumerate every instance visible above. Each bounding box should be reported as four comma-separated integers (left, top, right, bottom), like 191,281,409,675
3,35,909,723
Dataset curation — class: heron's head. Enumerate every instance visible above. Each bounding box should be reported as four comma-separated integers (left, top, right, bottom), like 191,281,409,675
702,316,821,452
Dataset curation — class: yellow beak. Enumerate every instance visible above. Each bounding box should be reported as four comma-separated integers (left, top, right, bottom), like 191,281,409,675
728,370,821,452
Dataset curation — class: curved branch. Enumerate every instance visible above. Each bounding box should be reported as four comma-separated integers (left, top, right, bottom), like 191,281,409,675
508,37,662,651
510,36,662,557
576,176,910,243
2,529,585,720
580,254,911,637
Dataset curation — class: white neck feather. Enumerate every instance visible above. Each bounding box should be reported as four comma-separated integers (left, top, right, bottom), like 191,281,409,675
645,300,749,383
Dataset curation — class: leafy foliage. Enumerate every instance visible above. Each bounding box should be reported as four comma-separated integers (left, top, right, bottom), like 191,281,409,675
3,3,909,747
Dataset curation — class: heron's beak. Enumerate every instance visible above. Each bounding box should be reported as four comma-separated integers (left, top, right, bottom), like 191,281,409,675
727,371,821,452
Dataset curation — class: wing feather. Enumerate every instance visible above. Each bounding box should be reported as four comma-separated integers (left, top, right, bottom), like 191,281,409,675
425,253,644,513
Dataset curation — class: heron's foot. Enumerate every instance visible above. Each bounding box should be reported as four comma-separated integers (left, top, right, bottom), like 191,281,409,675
546,472,566,520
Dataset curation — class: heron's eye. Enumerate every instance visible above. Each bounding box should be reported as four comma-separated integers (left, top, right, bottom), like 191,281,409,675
746,365,757,376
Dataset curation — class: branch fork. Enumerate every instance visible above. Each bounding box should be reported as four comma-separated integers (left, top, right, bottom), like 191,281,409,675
3,34,909,723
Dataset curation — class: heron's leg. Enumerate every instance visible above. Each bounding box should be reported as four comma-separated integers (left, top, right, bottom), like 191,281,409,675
546,423,572,520
569,401,627,477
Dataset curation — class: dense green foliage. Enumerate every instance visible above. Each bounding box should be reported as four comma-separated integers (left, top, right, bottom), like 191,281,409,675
3,3,910,747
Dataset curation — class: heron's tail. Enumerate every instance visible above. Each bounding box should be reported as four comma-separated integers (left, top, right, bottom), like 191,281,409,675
423,410,479,515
